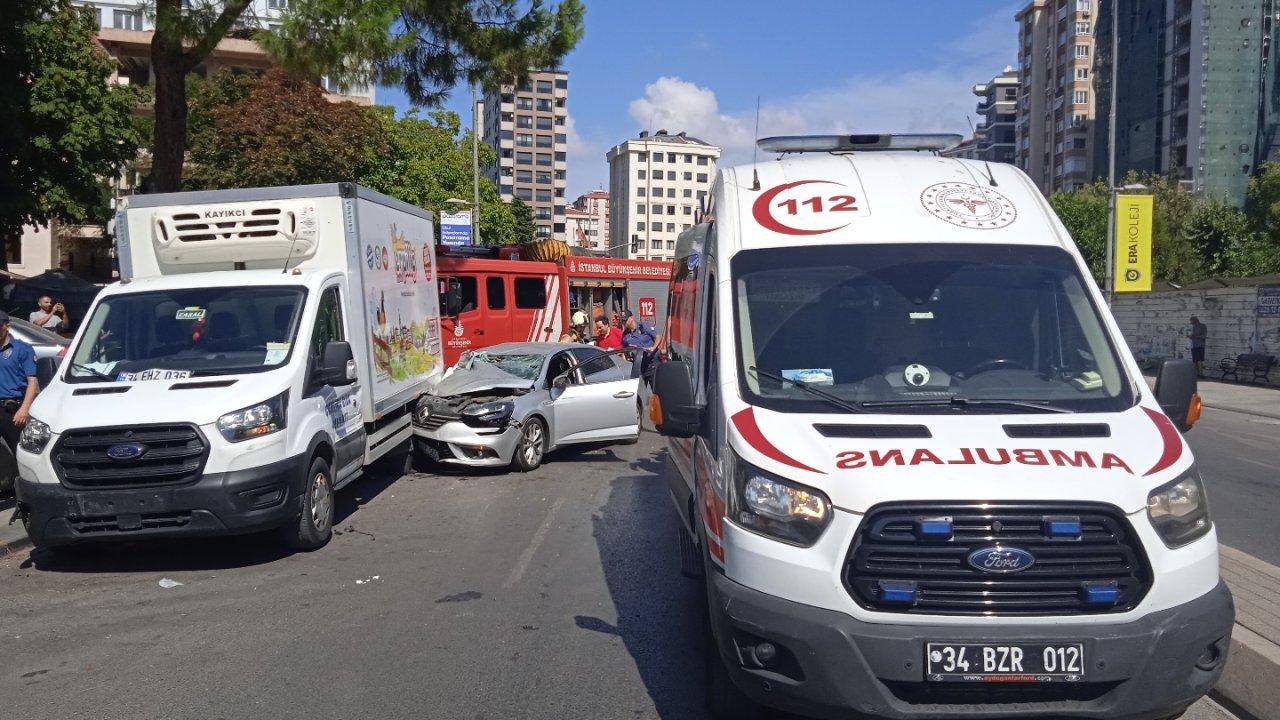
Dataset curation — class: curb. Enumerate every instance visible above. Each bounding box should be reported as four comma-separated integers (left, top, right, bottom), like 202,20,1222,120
1202,402,1280,422
0,529,31,559
1214,625,1280,720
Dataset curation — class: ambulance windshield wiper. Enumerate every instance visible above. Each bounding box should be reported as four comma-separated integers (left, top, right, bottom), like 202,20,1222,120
858,397,1072,414
67,362,115,382
748,366,864,414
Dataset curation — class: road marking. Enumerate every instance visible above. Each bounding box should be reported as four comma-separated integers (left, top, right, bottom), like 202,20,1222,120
503,497,566,589
1234,456,1280,472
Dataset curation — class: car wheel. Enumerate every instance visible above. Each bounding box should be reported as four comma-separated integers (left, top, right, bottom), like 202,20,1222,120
511,417,547,472
282,457,334,551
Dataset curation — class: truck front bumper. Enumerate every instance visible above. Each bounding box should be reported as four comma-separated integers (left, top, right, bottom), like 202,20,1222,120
15,454,307,547
708,571,1234,720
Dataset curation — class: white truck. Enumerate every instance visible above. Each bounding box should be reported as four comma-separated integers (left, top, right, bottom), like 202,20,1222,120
14,183,443,551
651,135,1233,719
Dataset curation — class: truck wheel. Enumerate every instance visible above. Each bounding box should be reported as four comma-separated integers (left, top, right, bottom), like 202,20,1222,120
283,457,334,551
511,418,547,472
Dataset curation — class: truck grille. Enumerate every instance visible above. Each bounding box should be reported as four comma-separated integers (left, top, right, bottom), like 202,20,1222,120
53,425,208,490
845,503,1151,616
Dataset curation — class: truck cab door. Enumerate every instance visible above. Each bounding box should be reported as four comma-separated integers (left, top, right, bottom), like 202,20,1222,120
513,274,561,342
309,284,366,478
438,275,483,367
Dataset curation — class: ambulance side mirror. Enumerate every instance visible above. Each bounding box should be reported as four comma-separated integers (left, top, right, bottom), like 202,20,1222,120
651,360,702,438
36,356,62,390
1155,359,1200,432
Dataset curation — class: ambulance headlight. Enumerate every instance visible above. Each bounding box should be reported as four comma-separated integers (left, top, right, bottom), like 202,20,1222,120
19,418,51,454
1147,468,1212,548
728,450,831,547
218,392,287,442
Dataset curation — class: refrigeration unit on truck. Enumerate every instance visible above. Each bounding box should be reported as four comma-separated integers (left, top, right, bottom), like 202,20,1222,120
14,183,444,551
650,134,1232,719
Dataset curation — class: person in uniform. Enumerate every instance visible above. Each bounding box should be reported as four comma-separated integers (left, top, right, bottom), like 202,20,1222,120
0,311,38,453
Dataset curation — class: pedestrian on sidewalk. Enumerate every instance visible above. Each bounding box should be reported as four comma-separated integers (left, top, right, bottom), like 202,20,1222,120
1188,316,1208,377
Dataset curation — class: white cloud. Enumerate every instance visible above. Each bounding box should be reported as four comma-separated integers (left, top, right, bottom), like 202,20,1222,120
620,2,1020,169
563,113,611,198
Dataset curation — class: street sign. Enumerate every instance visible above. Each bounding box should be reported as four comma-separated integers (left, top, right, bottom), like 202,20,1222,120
440,210,472,246
1114,195,1153,293
1259,285,1280,316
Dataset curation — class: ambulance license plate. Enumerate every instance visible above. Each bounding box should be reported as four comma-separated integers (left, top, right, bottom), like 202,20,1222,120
925,643,1085,682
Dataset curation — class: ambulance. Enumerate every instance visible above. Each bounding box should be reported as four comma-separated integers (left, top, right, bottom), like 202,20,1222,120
650,134,1232,719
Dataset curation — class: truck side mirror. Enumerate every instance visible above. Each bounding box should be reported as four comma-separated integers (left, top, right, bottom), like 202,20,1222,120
443,280,463,317
36,356,62,390
651,360,702,438
317,341,357,387
1155,358,1200,431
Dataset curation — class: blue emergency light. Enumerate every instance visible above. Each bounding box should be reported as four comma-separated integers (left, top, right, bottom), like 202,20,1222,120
878,580,919,605
1044,517,1083,538
916,517,954,539
1081,582,1121,606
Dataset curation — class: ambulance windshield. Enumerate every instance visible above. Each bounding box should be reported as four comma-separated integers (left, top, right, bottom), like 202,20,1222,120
733,244,1134,414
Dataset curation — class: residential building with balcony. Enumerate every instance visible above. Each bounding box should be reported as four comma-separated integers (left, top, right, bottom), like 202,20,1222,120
1015,0,1097,194
606,130,719,262
973,67,1021,164
568,191,609,251
480,71,569,241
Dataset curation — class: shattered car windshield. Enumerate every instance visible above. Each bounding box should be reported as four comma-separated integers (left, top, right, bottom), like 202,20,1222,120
459,352,544,381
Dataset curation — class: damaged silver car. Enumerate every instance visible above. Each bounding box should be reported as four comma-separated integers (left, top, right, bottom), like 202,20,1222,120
412,342,642,471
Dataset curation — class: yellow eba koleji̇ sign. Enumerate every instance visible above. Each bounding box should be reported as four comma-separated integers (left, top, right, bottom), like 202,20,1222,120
1115,194,1154,292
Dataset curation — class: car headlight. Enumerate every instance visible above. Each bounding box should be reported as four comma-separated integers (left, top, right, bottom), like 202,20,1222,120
217,392,287,442
18,418,51,454
1147,467,1212,547
460,400,515,429
413,401,432,425
727,450,832,546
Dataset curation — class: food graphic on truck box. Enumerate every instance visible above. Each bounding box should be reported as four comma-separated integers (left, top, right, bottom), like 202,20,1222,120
364,221,442,389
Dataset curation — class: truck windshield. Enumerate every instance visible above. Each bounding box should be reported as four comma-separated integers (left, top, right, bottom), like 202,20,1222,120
66,287,306,382
733,244,1134,414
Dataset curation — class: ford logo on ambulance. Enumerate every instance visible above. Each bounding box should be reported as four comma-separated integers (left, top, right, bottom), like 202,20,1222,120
106,443,147,461
967,546,1036,574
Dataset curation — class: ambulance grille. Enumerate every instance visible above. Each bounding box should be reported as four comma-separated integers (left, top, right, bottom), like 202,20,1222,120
52,424,209,490
844,503,1151,616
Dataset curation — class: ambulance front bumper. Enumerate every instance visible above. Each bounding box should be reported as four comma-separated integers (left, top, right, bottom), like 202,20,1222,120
706,571,1233,720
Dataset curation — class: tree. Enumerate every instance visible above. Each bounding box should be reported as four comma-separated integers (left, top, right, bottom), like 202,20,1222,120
1245,161,1280,239
510,197,536,244
361,108,517,245
1184,198,1250,276
1049,180,1108,283
147,0,585,193
185,70,387,189
0,0,142,257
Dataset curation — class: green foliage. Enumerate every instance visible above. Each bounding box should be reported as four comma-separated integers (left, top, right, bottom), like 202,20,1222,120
263,0,586,105
0,0,142,247
361,107,517,245
1184,198,1249,276
510,196,536,244
185,70,388,190
1048,180,1108,281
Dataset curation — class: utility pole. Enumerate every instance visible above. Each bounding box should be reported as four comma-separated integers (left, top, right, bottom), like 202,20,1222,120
1105,0,1120,304
472,83,481,246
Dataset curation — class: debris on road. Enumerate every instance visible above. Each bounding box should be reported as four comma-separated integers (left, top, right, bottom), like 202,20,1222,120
157,578,183,589
354,575,381,585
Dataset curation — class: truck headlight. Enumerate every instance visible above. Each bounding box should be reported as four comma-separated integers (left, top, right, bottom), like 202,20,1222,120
460,401,515,429
1147,468,1212,547
217,392,287,442
727,450,831,546
18,418,51,454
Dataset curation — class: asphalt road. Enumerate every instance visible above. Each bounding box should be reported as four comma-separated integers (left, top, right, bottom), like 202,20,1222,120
0,434,1245,720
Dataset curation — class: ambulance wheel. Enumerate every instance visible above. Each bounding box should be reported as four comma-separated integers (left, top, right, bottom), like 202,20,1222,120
511,418,547,472
283,457,334,551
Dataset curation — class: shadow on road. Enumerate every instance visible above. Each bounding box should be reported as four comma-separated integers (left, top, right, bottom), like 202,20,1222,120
586,448,709,720
22,452,410,574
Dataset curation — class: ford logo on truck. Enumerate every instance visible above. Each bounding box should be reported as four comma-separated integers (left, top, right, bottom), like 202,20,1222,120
967,546,1035,574
106,443,147,461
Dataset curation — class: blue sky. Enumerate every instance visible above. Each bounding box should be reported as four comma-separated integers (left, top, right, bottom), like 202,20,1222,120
377,1,1021,199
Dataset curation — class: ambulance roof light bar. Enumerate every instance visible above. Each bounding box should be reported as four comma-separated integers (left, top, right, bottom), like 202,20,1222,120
757,133,964,154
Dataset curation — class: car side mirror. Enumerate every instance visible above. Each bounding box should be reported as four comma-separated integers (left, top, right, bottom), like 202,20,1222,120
1154,358,1199,431
36,356,62,390
549,374,570,401
651,360,702,438
317,341,357,387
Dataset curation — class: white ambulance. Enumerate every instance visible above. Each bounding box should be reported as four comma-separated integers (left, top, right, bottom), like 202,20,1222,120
15,184,443,551
651,135,1232,719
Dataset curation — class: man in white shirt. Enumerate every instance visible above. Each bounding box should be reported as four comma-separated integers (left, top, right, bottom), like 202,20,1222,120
29,295,66,332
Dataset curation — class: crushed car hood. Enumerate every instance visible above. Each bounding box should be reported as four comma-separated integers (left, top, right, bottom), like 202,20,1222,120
432,362,534,397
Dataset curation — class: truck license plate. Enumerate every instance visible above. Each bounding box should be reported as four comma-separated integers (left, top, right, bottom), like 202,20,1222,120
925,643,1085,682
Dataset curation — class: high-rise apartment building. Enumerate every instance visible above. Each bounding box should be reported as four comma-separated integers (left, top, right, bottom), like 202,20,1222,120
481,71,569,240
606,130,719,262
1015,0,1097,194
567,191,609,251
1094,0,1279,205
973,67,1021,164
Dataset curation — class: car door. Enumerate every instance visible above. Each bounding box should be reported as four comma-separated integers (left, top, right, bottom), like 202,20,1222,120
549,348,640,445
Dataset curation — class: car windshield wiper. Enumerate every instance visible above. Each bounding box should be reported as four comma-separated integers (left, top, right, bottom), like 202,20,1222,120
858,397,1072,414
67,362,115,382
748,366,864,414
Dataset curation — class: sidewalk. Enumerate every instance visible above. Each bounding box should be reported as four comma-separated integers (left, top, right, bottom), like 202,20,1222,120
1217,546,1280,720
1145,374,1280,420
